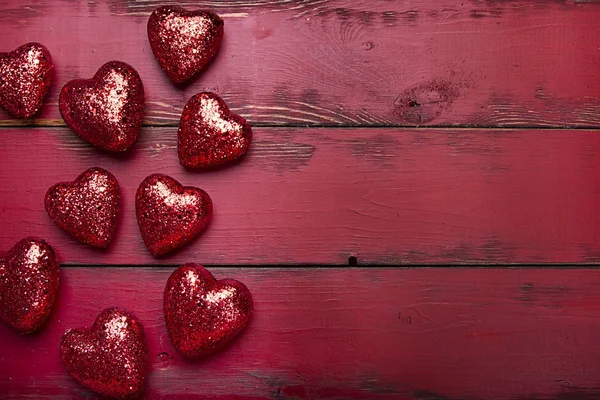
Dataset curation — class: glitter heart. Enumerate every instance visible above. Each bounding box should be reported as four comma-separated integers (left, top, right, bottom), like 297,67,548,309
136,174,212,257
45,167,121,248
60,307,148,399
59,61,144,152
178,92,252,168
147,6,224,84
0,237,59,333
0,43,53,118
164,263,252,358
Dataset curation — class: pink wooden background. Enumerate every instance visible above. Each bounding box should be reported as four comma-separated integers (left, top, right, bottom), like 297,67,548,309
2,0,600,399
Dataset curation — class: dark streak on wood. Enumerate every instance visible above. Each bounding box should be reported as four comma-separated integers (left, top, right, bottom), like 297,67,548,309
5,126,600,265
5,268,600,398
380,11,399,26
0,4,42,20
513,387,600,400
1,0,600,127
251,140,316,172
412,390,460,400
345,134,401,165
470,8,503,18
115,0,336,14
394,79,468,124
515,282,574,308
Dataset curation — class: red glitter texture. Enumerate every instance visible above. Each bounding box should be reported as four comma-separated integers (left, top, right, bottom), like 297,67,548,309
164,264,253,358
178,92,252,168
60,307,148,400
147,6,224,84
0,237,59,333
45,167,121,248
0,42,53,118
59,61,145,152
135,174,212,257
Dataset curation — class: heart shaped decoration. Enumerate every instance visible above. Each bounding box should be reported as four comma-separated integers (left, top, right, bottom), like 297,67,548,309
178,92,252,168
147,6,224,84
59,61,144,152
45,167,121,248
164,263,252,358
60,307,148,399
0,237,59,333
136,174,212,256
0,43,53,118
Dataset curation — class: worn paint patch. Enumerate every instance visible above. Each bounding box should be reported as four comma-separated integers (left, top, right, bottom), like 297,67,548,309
394,80,462,124
250,140,316,172
346,134,401,165
515,282,574,308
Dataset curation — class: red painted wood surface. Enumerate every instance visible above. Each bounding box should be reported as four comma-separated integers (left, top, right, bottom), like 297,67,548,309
3,0,600,398
3,127,600,265
3,268,600,400
1,0,599,127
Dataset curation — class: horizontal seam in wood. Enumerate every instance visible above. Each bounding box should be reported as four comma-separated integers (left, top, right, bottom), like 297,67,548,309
58,264,600,269
2,124,600,131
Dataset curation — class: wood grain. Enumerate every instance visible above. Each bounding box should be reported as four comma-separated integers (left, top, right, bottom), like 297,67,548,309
2,127,600,265
1,0,600,127
3,267,600,400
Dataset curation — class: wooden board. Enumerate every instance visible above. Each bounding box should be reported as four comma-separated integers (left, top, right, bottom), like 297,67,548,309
3,267,600,400
3,127,600,265
1,0,600,127
3,0,600,398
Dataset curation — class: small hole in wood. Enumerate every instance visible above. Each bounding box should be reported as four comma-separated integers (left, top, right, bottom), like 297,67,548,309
348,256,358,266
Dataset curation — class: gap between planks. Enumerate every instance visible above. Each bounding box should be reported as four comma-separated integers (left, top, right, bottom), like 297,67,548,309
57,265,600,269
3,124,600,131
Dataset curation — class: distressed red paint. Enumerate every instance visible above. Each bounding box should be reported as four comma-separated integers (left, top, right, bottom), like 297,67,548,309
1,0,600,399
1,268,600,399
1,1,599,127
2,127,600,264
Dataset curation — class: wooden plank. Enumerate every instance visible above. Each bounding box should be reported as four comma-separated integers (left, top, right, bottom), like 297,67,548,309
1,0,600,127
3,267,600,399
2,127,600,265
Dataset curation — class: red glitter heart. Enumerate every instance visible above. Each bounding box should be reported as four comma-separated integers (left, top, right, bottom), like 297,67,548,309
0,43,53,118
45,167,121,248
178,92,252,168
164,264,252,358
59,61,145,152
0,237,59,333
60,307,148,399
136,174,212,257
147,6,224,84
